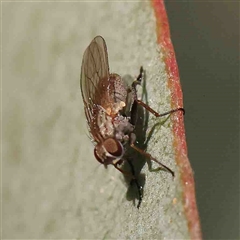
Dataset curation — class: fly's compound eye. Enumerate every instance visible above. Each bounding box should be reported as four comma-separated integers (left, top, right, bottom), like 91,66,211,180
94,138,123,165
103,138,123,159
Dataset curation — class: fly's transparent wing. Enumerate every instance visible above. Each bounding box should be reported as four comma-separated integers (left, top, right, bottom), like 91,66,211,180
80,36,110,142
80,36,109,106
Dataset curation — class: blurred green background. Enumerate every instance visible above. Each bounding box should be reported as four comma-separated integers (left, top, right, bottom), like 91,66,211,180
165,2,239,239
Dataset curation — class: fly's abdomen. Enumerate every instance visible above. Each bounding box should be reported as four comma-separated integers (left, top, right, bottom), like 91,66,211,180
97,74,128,116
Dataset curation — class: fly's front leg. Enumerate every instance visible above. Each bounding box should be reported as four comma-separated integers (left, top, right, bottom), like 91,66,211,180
113,159,135,179
127,159,143,209
113,157,143,209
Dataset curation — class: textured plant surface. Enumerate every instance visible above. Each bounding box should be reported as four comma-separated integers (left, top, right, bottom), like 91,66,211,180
152,1,202,239
3,1,201,239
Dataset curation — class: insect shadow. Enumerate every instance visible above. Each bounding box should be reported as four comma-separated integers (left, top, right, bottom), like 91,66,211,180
121,69,169,208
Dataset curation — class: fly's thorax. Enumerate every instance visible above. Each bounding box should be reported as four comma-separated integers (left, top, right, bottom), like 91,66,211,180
97,109,114,139
114,115,134,143
94,138,124,165
97,108,133,143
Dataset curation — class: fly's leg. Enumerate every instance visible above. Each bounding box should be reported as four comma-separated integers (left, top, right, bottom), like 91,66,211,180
129,67,184,177
131,66,144,99
136,66,144,84
129,66,144,125
135,99,185,117
113,159,143,209
133,66,185,116
129,133,174,177
112,160,135,179
129,100,138,125
127,159,143,209
131,143,174,177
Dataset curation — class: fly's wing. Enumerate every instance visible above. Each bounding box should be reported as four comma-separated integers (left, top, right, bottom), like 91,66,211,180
80,36,110,142
80,36,109,104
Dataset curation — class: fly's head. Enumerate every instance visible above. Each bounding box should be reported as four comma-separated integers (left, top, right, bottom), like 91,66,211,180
94,138,124,165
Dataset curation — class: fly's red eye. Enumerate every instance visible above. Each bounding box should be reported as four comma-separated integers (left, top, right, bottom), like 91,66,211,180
94,139,123,165
103,138,123,158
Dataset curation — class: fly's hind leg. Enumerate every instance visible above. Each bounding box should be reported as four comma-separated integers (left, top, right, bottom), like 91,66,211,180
135,99,185,117
129,67,184,177
129,66,145,125
131,66,144,99
132,66,185,116
135,66,144,85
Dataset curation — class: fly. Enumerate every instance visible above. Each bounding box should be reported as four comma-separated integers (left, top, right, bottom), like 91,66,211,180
80,36,184,208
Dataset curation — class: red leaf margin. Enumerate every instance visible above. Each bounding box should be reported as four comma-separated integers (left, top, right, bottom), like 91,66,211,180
151,1,202,239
